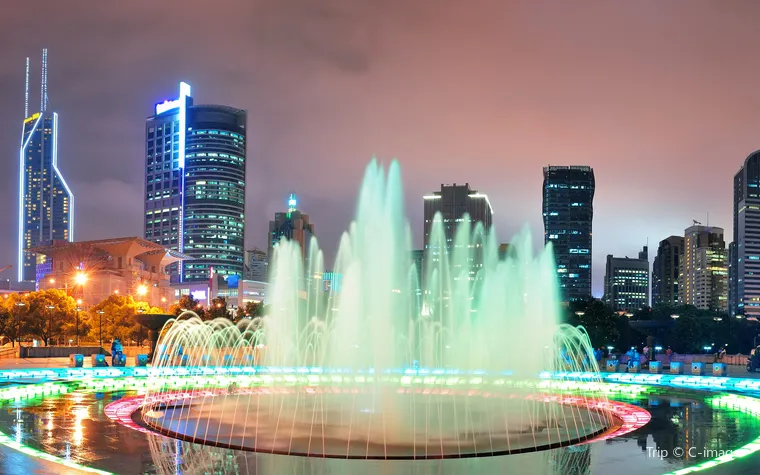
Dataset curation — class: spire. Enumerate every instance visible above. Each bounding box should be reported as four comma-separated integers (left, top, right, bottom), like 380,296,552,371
24,57,30,118
40,48,48,113
287,193,298,218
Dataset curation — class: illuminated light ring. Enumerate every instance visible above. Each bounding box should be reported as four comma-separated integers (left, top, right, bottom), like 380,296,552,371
105,388,648,457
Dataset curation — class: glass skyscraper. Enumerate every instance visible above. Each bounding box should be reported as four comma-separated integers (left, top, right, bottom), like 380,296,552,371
542,166,595,302
18,50,74,282
144,83,246,283
731,151,760,316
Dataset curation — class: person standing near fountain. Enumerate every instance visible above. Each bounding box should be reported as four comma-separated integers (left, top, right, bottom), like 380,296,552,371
111,338,123,366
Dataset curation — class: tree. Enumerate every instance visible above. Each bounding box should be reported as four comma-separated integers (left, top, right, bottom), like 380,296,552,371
169,294,206,319
575,299,620,349
86,295,161,345
208,296,231,320
22,289,78,346
243,301,264,318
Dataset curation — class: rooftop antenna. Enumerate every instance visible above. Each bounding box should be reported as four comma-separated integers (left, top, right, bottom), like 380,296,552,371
24,57,30,118
40,48,48,113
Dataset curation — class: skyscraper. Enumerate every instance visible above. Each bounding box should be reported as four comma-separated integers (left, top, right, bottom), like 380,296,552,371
652,236,684,306
18,49,74,282
423,183,493,249
603,247,649,312
679,225,728,312
144,82,247,283
542,166,595,302
731,151,760,317
422,184,493,283
268,194,315,264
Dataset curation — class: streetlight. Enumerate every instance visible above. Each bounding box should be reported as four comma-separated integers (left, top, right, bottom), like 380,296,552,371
74,272,87,286
137,285,148,298
575,311,585,316
46,305,55,346
97,310,105,348
671,314,680,320
625,312,634,318
14,302,25,347
713,316,723,322
75,300,82,347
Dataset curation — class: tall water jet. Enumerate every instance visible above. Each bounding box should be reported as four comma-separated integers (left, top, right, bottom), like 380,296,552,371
142,158,613,459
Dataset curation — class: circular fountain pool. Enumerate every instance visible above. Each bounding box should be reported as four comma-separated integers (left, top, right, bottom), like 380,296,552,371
140,387,613,458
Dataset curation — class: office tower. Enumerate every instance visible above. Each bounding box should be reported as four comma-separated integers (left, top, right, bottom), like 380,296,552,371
679,225,728,311
423,183,493,249
652,236,684,306
144,82,247,283
542,166,595,302
732,151,760,316
244,248,268,281
268,194,315,263
603,247,649,312
18,49,74,282
423,184,493,282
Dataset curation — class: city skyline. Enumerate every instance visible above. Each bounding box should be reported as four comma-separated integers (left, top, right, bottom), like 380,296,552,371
5,2,760,295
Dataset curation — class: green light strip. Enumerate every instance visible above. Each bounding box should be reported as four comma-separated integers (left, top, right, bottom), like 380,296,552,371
660,394,760,475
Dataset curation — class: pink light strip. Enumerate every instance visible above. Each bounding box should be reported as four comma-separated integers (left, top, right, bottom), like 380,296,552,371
105,388,650,445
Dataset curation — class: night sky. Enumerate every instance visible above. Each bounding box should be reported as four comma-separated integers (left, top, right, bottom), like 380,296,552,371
2,1,760,296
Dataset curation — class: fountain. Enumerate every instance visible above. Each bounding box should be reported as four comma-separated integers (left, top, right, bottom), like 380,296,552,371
140,159,614,459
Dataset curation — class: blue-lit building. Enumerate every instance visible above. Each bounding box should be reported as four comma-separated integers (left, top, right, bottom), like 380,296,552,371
731,151,760,317
144,83,247,283
542,166,595,302
18,50,74,283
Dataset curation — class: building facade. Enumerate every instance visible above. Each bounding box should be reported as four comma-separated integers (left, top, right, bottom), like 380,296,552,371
679,225,728,312
18,50,74,282
33,237,186,309
732,151,760,317
423,183,493,249
423,183,493,282
144,82,247,283
268,194,315,265
603,247,649,312
652,236,684,306
542,166,595,302
244,248,268,281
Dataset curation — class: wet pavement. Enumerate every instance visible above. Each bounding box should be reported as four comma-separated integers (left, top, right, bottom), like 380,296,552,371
0,386,757,475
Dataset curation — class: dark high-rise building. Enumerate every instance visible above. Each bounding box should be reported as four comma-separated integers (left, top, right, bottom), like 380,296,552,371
144,82,246,283
652,236,684,307
268,194,315,264
732,151,760,317
423,183,493,250
542,166,595,302
18,50,74,282
603,247,649,312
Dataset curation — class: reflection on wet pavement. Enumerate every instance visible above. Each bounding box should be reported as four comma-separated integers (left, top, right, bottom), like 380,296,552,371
0,389,758,475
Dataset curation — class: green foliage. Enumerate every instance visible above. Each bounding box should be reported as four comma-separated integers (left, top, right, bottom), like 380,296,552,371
86,294,161,345
170,294,206,319
207,296,232,320
243,301,264,318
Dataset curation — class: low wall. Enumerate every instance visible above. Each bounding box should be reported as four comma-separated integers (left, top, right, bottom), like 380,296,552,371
618,353,749,366
20,346,106,358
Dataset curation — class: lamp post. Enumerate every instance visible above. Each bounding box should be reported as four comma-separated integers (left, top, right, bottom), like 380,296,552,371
14,302,25,348
45,305,55,346
97,310,105,348
137,307,146,348
75,299,82,347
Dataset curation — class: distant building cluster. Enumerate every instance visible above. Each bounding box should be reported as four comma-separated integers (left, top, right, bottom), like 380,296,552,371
11,48,756,317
